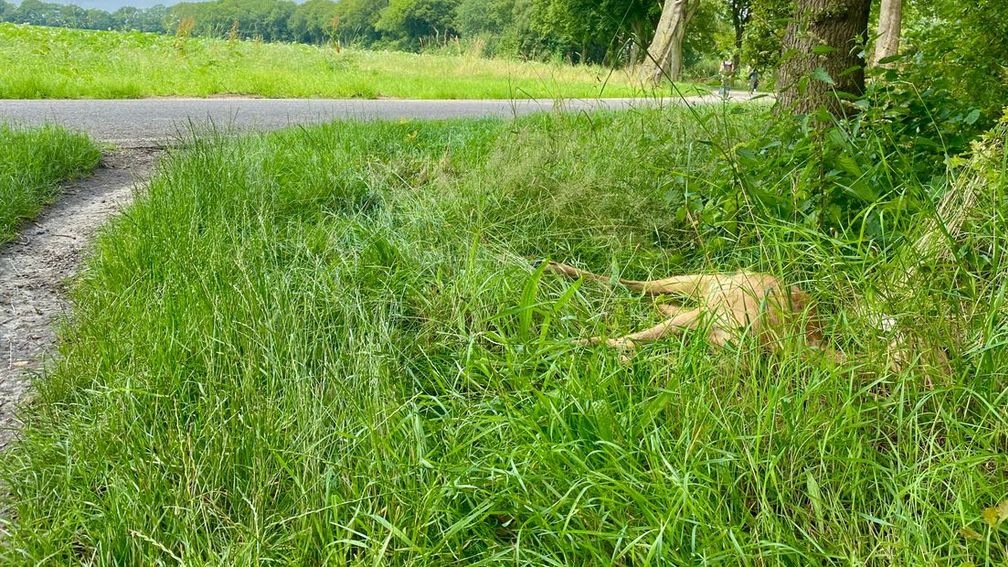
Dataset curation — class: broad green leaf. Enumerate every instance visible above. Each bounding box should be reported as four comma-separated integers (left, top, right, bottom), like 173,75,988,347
807,473,825,527
835,154,863,178
735,147,758,164
811,67,835,86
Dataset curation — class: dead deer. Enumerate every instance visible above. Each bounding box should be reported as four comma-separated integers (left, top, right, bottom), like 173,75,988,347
540,260,841,361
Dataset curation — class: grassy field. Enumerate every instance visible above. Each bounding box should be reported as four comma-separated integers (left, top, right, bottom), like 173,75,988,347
0,23,691,100
1,108,1005,563
0,124,101,243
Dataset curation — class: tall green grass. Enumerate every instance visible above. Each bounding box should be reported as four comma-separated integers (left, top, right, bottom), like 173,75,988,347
1,108,1005,563
0,124,101,243
0,23,684,100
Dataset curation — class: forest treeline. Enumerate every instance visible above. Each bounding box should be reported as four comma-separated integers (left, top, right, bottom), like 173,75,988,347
1,0,1004,104
0,0,777,73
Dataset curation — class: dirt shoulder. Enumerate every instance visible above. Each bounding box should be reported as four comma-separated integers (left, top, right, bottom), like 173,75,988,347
0,149,159,449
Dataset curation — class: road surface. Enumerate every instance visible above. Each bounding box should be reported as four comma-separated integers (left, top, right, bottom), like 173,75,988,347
0,94,754,147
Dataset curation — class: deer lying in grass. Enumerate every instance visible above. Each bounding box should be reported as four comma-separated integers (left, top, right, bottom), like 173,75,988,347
541,260,842,361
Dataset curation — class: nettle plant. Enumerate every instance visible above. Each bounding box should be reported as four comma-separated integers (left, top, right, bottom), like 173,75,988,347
693,88,991,250
666,109,923,251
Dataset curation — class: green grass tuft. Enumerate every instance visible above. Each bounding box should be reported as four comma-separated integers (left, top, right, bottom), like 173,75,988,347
0,124,101,243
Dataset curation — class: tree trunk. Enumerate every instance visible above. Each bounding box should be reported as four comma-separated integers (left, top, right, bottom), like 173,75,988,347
733,24,744,69
777,0,871,115
730,0,749,70
639,0,700,84
629,20,643,64
872,0,901,66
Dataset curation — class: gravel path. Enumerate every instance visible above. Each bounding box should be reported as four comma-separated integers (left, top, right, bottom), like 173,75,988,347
0,150,158,448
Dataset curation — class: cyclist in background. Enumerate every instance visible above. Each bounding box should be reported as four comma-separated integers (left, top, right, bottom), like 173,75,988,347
748,68,760,94
719,60,735,98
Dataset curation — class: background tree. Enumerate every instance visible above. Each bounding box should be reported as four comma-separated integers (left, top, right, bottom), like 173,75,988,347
454,0,512,38
171,0,297,42
741,0,791,71
726,0,750,68
640,0,701,83
377,0,460,48
13,0,56,26
84,8,115,30
777,0,870,114
287,0,341,44
523,0,657,65
334,0,387,45
872,0,900,65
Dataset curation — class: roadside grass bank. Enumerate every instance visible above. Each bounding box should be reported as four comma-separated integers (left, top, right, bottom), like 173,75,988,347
0,23,701,100
1,108,1005,563
0,124,101,243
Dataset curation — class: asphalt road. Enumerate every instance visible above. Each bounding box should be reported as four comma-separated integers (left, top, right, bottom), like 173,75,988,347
0,94,750,147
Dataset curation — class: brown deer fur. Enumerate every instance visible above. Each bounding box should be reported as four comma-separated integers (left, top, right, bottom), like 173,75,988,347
542,261,839,360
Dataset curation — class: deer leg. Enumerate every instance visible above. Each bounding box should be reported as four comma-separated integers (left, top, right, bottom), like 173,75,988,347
655,303,694,318
618,275,716,298
542,261,716,299
540,261,616,287
708,328,734,348
576,308,704,352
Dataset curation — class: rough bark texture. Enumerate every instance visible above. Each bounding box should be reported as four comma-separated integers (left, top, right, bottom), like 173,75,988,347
640,0,700,84
777,0,871,115
872,0,901,66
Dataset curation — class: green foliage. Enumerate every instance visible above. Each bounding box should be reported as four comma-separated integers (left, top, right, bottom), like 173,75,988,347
376,0,460,48
741,0,790,70
0,124,100,242
2,108,1005,564
729,110,923,243
171,0,296,42
899,0,1008,126
454,0,512,37
286,0,340,44
680,0,733,77
524,0,658,64
333,0,387,44
0,0,729,69
1,0,343,44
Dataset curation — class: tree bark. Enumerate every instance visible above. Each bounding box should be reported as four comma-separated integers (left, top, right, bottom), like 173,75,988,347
777,0,871,115
639,0,700,84
872,0,901,66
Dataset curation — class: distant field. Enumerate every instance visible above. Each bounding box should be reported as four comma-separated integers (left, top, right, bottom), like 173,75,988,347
0,124,100,242
0,23,689,100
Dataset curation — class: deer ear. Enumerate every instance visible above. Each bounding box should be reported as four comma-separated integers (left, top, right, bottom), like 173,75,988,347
788,286,810,310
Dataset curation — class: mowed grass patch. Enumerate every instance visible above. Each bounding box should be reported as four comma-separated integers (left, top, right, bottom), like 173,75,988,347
1,109,1005,563
0,23,687,100
0,124,101,242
